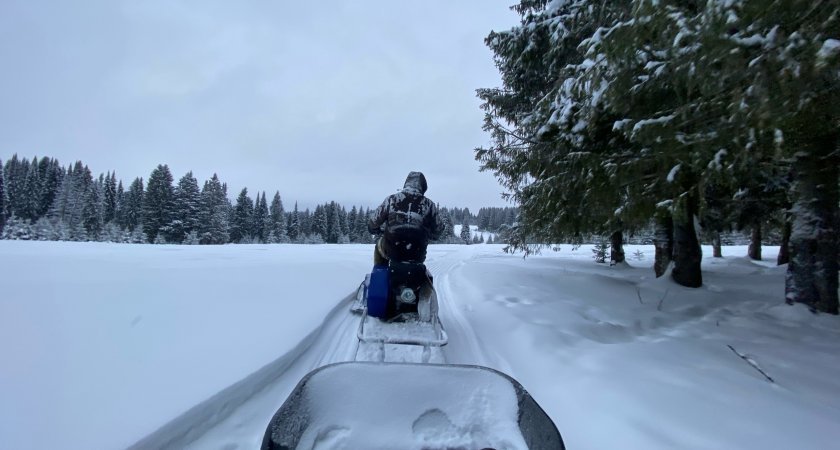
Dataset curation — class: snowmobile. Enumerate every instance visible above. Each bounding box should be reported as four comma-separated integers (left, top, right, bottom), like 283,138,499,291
350,261,448,363
261,361,565,450
260,264,565,449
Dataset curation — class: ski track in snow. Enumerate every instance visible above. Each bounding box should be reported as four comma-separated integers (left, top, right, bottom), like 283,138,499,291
133,248,490,450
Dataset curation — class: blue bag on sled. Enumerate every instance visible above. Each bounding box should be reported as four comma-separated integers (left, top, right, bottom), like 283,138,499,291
366,265,389,318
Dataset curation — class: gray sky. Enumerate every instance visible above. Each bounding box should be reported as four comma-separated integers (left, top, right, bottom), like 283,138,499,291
0,1,518,211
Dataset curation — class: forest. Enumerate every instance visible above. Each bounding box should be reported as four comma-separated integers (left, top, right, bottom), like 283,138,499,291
476,0,838,312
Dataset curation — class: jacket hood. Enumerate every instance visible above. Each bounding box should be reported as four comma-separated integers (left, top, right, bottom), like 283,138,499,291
403,171,428,195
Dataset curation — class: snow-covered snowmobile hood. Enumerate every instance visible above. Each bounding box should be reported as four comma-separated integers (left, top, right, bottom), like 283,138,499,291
402,171,428,195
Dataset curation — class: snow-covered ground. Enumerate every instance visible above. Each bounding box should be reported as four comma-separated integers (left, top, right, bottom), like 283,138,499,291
1,241,839,450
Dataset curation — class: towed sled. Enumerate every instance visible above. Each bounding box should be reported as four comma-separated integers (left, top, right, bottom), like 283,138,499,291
261,362,565,450
351,261,448,363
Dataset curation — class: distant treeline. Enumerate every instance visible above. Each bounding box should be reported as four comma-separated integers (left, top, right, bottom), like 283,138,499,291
0,155,516,245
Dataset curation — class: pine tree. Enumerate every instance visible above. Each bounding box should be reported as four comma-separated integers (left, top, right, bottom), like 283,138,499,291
312,205,328,241
82,180,103,239
252,192,269,242
327,202,342,243
354,206,371,243
114,180,125,227
103,171,117,224
122,177,145,231
38,158,63,218
269,191,288,243
230,188,254,243
173,171,202,242
460,219,471,244
198,174,230,244
21,157,42,221
288,202,301,242
143,165,175,243
0,159,5,234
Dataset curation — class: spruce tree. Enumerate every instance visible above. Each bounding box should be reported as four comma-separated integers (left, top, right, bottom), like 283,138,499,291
114,180,125,227
252,192,269,242
38,158,63,218
460,219,471,244
230,188,254,243
198,174,230,244
312,205,328,241
269,191,288,243
327,202,341,243
21,157,42,221
0,159,5,234
122,177,145,231
82,182,102,239
173,171,201,242
288,202,301,242
143,165,175,243
103,171,117,224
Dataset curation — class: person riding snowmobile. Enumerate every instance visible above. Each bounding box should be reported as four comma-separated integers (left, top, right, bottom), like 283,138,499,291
368,171,445,265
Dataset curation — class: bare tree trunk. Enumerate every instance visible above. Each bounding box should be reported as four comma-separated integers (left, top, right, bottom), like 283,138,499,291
777,217,791,266
672,193,703,288
712,232,723,258
748,223,762,260
785,135,839,314
654,211,673,278
610,229,625,264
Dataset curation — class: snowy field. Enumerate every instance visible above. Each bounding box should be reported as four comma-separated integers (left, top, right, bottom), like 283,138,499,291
1,241,839,450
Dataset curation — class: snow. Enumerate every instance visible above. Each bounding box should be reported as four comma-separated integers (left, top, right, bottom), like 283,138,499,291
2,242,840,450
667,163,682,182
289,363,527,450
631,114,676,134
816,38,840,67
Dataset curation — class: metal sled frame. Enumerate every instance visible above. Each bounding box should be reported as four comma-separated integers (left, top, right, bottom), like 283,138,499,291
355,276,448,362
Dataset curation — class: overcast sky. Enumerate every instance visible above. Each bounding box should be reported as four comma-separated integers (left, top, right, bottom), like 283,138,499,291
0,1,519,211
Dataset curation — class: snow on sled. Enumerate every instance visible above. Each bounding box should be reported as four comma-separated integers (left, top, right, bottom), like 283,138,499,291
261,362,565,450
351,262,448,363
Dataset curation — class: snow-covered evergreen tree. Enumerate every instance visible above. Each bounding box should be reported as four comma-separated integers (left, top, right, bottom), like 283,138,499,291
21,157,42,221
38,158,63,219
102,171,117,225
252,192,269,242
172,171,201,243
288,202,301,242
114,180,125,228
1,215,32,240
312,205,328,241
198,174,230,244
82,180,102,239
0,159,6,235
230,188,254,243
327,202,342,243
182,230,198,244
143,165,175,243
460,219,471,244
122,177,144,231
269,192,288,243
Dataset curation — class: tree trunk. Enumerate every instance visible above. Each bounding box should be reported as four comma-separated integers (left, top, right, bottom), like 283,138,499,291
610,229,625,265
653,211,673,278
712,232,722,258
671,193,703,288
748,223,762,260
777,217,791,266
785,135,839,314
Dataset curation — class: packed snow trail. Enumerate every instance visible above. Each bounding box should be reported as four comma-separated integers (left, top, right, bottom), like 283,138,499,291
143,246,485,450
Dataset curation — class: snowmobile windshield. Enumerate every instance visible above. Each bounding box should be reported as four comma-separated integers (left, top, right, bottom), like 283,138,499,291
261,362,564,450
